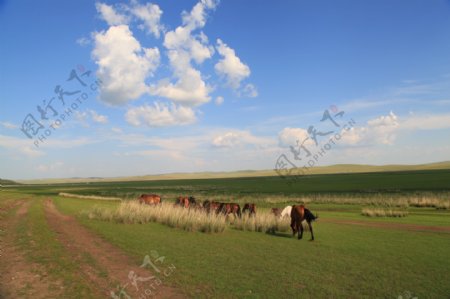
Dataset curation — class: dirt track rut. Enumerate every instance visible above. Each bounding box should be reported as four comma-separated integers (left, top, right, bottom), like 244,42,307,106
44,199,185,299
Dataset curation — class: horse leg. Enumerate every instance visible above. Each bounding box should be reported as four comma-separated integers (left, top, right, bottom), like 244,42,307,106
290,219,296,236
298,221,303,240
308,221,314,241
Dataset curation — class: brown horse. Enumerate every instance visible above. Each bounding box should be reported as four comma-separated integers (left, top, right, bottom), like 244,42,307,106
175,196,197,208
242,203,256,217
290,205,318,240
217,202,242,218
203,200,221,214
271,208,281,217
138,194,161,205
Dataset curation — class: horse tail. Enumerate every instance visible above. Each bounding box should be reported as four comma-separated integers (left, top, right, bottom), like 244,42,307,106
237,205,242,218
304,208,316,222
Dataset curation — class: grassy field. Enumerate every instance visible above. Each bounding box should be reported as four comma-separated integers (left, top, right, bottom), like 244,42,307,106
16,160,450,184
1,168,449,298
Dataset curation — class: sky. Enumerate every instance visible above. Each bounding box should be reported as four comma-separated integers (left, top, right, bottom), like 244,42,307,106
1,0,450,180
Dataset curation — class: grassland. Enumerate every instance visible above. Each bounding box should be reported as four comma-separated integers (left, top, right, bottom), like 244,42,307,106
16,160,450,184
1,168,449,298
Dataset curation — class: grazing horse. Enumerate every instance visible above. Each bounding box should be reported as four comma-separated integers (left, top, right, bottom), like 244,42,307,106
217,202,242,218
280,205,292,219
138,194,161,205
242,203,256,217
271,208,281,217
290,205,318,241
203,200,221,214
175,196,197,208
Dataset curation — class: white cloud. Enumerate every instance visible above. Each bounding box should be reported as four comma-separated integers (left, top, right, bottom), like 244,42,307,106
181,0,218,30
36,161,64,172
131,2,164,38
212,132,242,148
212,130,274,149
125,102,197,127
89,110,108,124
0,134,44,158
151,1,217,106
215,96,224,105
278,127,314,147
95,3,129,26
240,83,258,98
0,121,18,129
215,39,250,89
400,113,450,130
340,112,399,146
92,25,160,106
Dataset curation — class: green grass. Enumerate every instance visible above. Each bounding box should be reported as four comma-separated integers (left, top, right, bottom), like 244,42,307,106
9,169,450,198
3,167,450,298
53,196,450,298
16,160,450,184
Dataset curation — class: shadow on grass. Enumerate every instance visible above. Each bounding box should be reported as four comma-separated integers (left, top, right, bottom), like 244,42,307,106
266,231,293,239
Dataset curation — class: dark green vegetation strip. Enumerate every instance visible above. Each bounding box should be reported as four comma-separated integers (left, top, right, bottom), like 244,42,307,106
9,169,450,198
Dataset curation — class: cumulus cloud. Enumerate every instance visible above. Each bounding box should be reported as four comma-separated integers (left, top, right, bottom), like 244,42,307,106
150,1,217,106
131,2,164,38
215,39,250,90
150,54,211,105
92,25,160,106
181,0,219,30
95,3,129,26
125,102,197,127
340,111,399,146
278,127,314,147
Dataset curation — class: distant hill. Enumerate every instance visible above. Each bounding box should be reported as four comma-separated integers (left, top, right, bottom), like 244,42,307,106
0,178,19,185
17,161,450,185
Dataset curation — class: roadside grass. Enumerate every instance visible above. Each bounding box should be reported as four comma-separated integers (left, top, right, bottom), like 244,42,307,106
361,208,409,217
54,196,450,298
14,198,98,298
85,201,228,233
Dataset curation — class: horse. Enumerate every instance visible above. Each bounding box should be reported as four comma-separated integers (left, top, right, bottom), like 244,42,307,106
138,194,161,205
242,203,256,217
203,200,221,214
217,202,242,218
280,205,292,219
290,205,318,241
271,208,281,217
175,196,197,208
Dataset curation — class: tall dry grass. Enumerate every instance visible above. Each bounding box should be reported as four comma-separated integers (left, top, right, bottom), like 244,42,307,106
59,192,122,201
85,201,297,234
86,201,227,233
233,212,291,234
361,208,409,217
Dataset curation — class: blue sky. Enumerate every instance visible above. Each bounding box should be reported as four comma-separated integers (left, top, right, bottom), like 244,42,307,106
1,0,450,180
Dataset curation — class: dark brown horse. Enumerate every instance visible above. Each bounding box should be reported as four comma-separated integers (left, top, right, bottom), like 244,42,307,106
138,194,161,205
290,205,318,240
203,200,221,214
217,202,242,218
242,203,256,217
